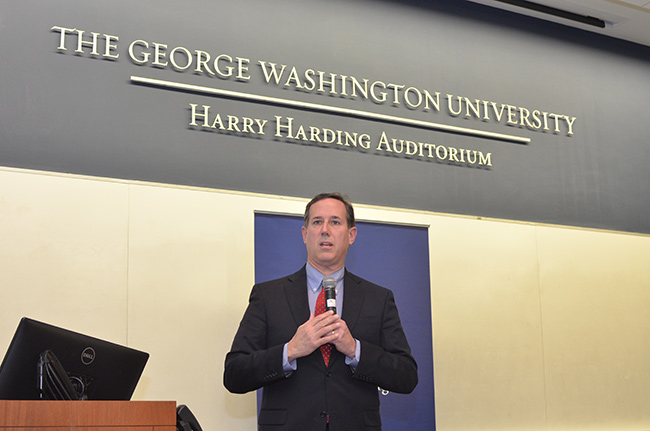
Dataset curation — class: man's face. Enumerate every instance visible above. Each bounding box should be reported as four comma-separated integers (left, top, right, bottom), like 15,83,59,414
302,198,357,275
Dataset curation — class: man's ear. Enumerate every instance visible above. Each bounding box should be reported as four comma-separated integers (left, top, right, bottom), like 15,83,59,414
348,226,357,245
302,225,308,244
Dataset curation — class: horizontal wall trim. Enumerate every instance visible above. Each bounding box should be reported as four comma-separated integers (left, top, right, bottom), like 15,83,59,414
3,165,646,239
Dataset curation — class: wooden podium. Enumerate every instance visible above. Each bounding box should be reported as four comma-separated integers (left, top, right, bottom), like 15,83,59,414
0,400,176,431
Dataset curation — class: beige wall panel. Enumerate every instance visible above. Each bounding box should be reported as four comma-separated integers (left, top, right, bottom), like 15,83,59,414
537,226,650,430
430,217,547,431
0,170,130,346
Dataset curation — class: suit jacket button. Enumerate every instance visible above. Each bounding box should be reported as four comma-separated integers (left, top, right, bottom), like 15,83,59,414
320,411,327,418
326,372,332,377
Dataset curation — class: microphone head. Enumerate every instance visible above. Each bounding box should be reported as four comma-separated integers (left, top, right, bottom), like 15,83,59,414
322,276,337,290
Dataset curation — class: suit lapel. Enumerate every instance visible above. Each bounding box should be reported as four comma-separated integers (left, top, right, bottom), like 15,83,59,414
341,270,365,334
285,266,310,326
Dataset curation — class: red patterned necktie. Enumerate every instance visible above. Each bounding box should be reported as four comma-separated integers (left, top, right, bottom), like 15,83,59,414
315,286,333,366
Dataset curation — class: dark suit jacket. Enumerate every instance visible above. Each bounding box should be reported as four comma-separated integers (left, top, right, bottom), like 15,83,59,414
224,266,418,431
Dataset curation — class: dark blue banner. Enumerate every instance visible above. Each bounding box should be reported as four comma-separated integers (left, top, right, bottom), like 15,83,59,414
254,213,435,430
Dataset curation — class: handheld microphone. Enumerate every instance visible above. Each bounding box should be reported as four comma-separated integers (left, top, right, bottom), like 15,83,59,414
322,276,337,313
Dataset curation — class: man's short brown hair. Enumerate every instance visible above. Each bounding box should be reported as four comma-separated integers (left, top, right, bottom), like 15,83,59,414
304,193,355,228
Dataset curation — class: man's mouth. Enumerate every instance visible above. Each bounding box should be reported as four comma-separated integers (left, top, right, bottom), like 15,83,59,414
319,241,333,247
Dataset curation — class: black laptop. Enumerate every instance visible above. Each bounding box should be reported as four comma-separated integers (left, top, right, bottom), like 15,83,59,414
0,317,149,400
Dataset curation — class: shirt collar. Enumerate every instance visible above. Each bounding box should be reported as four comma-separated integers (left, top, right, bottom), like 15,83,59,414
306,262,345,293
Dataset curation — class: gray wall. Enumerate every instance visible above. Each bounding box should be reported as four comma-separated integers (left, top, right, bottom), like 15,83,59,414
1,0,649,233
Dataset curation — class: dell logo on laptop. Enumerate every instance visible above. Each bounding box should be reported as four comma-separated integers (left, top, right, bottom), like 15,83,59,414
81,347,96,365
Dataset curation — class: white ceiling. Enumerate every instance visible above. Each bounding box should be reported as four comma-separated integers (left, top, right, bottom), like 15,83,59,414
467,0,650,47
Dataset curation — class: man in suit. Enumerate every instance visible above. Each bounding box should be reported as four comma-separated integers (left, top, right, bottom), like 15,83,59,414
224,192,418,431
